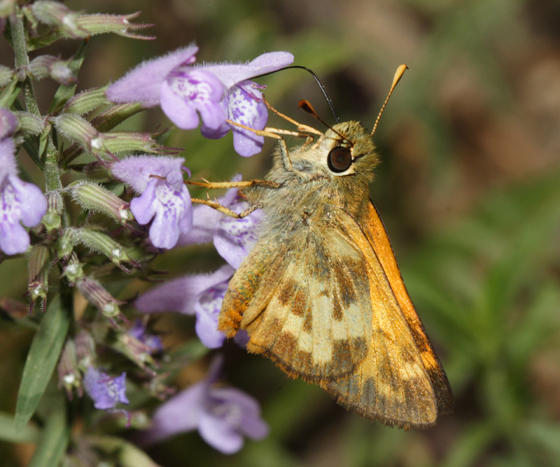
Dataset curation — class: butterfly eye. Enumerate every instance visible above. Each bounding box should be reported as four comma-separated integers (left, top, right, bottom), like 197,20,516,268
327,146,353,173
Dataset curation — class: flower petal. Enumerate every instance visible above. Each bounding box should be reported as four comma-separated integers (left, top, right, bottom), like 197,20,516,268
7,175,47,227
0,138,17,181
177,203,219,245
202,51,294,89
211,388,269,440
130,178,157,225
0,220,29,255
199,412,244,454
194,278,230,349
106,44,199,107
83,368,129,410
112,155,185,194
214,206,262,269
177,175,241,246
160,79,199,129
135,264,235,316
227,82,268,157
141,381,207,445
0,108,18,140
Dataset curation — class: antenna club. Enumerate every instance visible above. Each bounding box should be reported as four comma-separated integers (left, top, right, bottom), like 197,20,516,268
370,64,409,137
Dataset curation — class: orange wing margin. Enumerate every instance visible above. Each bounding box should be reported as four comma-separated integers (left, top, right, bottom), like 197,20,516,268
362,201,453,415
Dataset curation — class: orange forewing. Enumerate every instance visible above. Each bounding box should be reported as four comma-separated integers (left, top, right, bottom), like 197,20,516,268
362,201,453,416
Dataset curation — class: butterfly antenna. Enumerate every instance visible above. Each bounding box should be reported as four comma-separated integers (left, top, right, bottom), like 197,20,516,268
298,99,354,146
252,65,339,123
370,64,408,137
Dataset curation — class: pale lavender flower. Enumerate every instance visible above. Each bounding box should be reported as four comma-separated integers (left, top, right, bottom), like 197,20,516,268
111,156,192,249
136,179,261,347
135,264,235,348
106,46,294,156
83,367,129,410
141,357,268,454
179,176,263,268
0,117,47,255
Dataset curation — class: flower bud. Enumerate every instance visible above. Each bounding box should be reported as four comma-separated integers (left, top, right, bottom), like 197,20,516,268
63,227,133,267
57,339,82,399
62,254,84,285
101,132,169,155
64,87,110,115
30,1,72,26
29,55,76,85
53,113,99,151
90,103,143,132
75,330,96,370
70,181,133,224
31,2,153,40
76,276,122,319
13,111,46,136
43,191,63,232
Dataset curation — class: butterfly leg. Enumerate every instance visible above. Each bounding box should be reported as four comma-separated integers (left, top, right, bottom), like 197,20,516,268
262,96,322,137
190,197,261,218
226,119,299,173
186,179,280,190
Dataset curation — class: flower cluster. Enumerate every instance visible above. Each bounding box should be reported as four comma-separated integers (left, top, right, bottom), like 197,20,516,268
106,45,293,157
2,3,292,461
0,109,47,255
136,179,261,348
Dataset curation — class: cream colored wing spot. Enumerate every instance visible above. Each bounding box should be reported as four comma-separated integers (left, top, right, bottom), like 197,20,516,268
239,225,373,381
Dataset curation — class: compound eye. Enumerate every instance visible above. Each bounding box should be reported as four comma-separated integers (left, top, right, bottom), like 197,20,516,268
327,146,352,173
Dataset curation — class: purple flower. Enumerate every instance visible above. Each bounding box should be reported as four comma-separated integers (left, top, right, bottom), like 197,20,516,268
179,176,263,268
136,265,235,349
111,156,192,249
136,179,261,347
0,121,47,255
83,367,129,410
106,46,294,156
129,320,163,354
141,357,268,454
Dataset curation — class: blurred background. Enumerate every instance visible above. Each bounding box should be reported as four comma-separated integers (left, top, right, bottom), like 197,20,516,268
2,0,560,465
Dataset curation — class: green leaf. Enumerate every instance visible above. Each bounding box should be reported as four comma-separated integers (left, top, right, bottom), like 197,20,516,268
0,412,39,443
28,400,69,467
15,294,70,429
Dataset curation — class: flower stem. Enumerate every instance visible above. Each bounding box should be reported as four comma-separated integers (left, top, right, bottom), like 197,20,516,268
9,9,40,115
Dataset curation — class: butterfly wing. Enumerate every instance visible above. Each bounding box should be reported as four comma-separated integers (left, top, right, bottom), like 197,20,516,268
322,201,453,427
219,201,452,427
219,220,373,381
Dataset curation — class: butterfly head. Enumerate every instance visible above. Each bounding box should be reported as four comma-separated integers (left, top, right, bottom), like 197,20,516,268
289,121,378,183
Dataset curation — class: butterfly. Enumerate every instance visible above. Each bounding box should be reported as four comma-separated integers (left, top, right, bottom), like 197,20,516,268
217,66,452,428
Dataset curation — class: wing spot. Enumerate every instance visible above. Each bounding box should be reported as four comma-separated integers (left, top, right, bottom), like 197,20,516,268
332,289,343,321
292,289,307,317
278,279,298,306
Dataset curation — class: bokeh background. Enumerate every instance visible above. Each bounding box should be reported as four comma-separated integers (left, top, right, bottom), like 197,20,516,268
2,0,560,465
